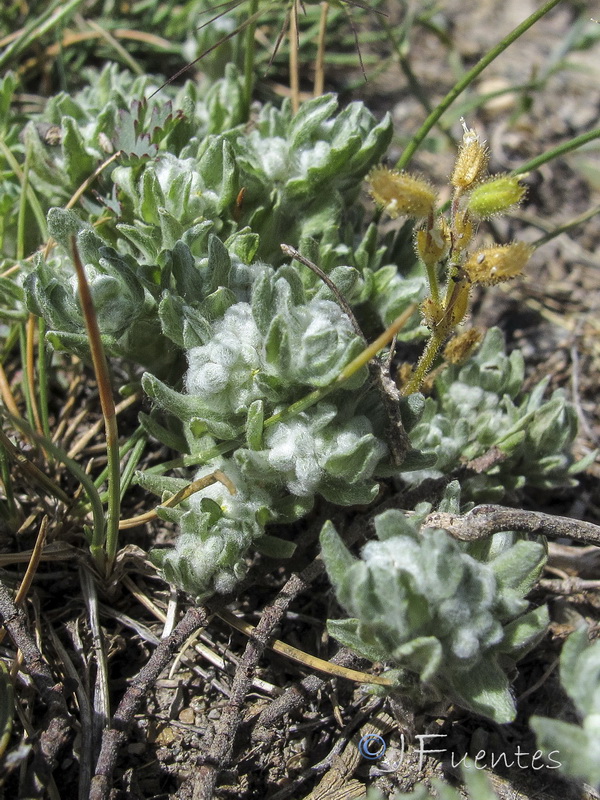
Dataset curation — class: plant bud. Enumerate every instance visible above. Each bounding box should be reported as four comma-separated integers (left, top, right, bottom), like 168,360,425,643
452,210,474,255
467,175,527,218
415,220,450,265
451,121,489,190
463,242,533,285
368,166,436,219
443,328,483,364
446,278,470,326
420,296,445,329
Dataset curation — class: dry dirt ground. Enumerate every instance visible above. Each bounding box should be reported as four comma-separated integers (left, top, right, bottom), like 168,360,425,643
2,1,600,798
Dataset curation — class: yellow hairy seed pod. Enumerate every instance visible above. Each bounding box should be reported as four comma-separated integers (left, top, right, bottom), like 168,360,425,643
368,166,437,219
452,210,474,255
443,328,483,364
463,242,533,285
415,221,450,266
451,120,490,190
467,175,527,219
446,278,470,326
420,296,445,329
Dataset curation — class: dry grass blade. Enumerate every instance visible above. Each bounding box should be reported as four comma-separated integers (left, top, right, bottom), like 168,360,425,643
70,236,119,574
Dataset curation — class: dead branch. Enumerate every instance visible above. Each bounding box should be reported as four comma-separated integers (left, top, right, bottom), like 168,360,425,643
89,603,210,800
425,504,600,547
185,559,325,800
0,579,73,797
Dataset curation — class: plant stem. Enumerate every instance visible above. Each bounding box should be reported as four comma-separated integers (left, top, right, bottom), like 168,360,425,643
0,137,47,241
70,238,120,575
290,0,300,113
243,0,259,115
264,303,417,430
402,330,445,395
512,126,600,175
396,0,563,170
314,1,329,96
37,317,52,444
26,314,43,436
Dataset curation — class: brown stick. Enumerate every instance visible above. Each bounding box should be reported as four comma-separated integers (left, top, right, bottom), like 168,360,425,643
425,504,600,547
90,604,210,800
187,559,325,800
0,580,73,796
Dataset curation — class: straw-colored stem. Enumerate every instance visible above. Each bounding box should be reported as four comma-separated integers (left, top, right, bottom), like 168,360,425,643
314,1,329,96
71,238,120,575
265,303,417,430
290,0,300,114
26,315,43,436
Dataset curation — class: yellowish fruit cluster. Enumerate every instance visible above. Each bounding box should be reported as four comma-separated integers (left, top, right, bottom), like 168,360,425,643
368,120,532,394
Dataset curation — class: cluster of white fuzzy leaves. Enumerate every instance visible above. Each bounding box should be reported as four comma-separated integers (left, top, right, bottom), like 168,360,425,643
321,503,548,723
531,627,600,788
186,304,266,416
406,328,591,501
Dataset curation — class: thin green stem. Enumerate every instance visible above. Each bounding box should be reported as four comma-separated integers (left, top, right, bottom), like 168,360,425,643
89,427,146,500
118,429,147,503
265,303,417,429
533,204,600,248
0,137,48,242
17,325,34,430
396,0,563,170
243,0,259,115
424,261,440,304
512,127,600,176
402,330,444,395
0,443,18,529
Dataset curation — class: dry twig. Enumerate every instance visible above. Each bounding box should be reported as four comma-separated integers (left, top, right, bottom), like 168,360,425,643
425,504,600,547
0,579,73,797
89,604,210,800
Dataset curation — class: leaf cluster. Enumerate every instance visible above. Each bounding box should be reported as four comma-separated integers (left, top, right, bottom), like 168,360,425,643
321,490,548,723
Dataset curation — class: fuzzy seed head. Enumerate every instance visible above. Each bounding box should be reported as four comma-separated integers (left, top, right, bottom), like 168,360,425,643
452,211,474,255
444,328,483,364
415,221,450,266
420,296,445,329
451,122,490,190
463,242,533,285
368,166,436,219
447,279,471,326
467,175,527,219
